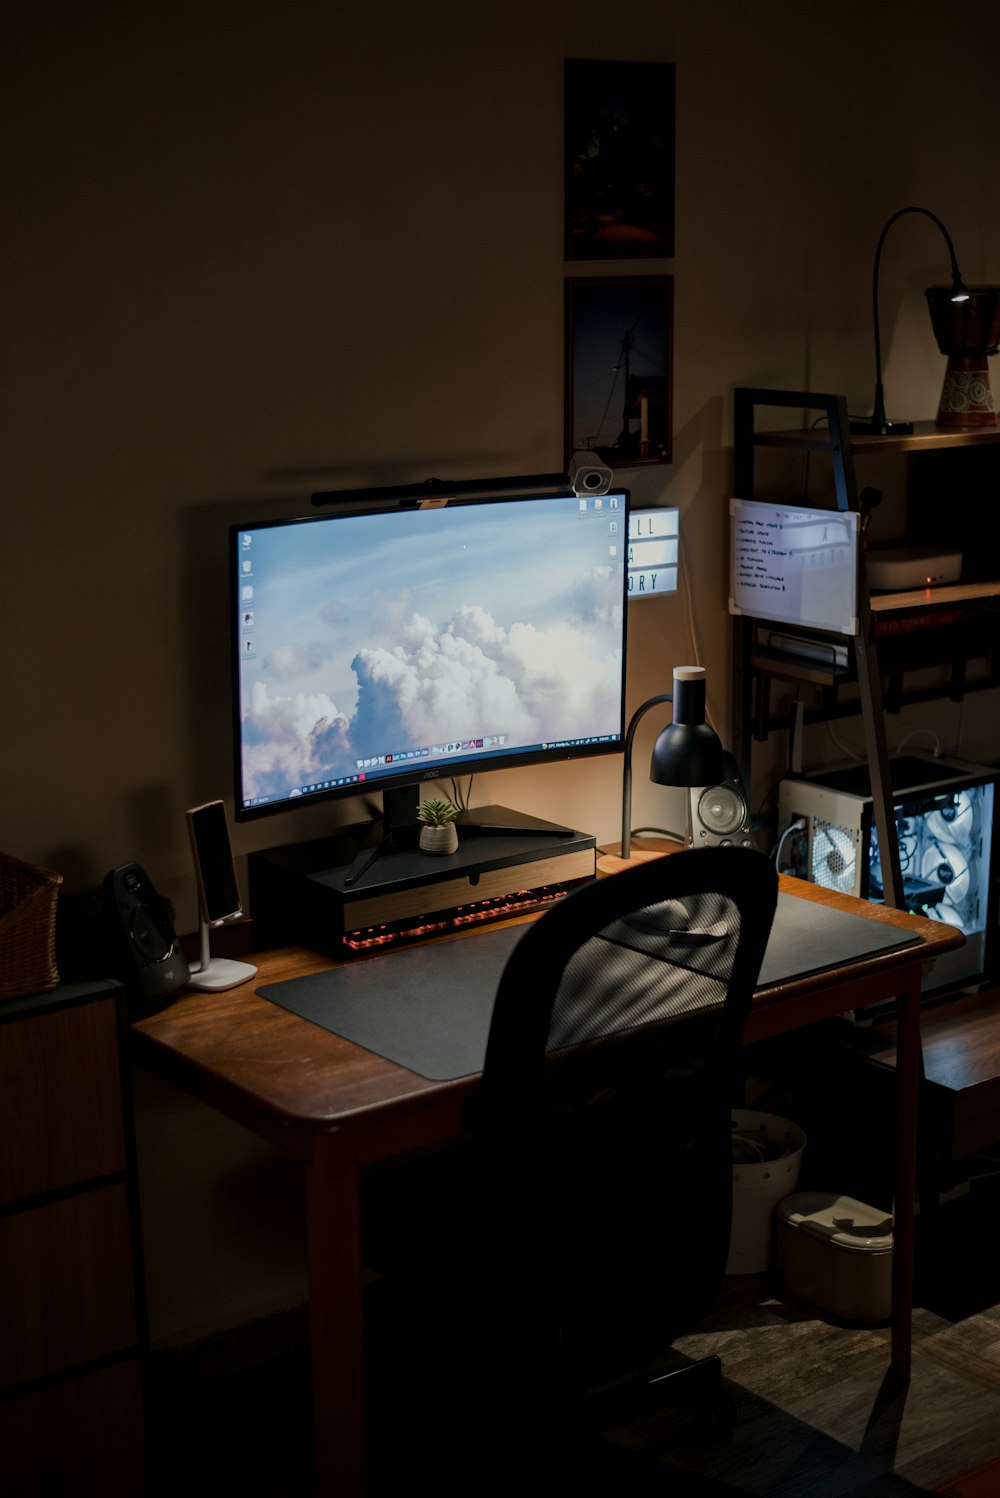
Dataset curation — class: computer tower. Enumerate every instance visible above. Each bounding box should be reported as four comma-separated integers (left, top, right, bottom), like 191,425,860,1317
778,753,998,998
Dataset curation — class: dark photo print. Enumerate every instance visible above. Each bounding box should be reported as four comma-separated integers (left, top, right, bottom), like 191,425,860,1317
565,275,673,468
565,59,676,260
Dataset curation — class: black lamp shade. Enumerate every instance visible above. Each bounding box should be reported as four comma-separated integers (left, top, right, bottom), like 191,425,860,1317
650,667,724,786
651,721,725,787
652,668,721,784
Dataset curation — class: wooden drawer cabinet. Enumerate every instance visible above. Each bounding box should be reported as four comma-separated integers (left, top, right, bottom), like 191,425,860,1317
0,1185,137,1388
0,1360,146,1497
0,991,126,1203
0,980,147,1495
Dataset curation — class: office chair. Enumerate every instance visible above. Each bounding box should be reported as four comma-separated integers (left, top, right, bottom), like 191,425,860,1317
361,847,779,1494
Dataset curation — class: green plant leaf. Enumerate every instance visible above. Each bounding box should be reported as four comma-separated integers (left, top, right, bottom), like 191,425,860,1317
416,796,458,825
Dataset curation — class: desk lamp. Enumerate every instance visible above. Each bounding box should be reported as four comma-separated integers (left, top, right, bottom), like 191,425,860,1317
850,206,970,437
620,665,725,859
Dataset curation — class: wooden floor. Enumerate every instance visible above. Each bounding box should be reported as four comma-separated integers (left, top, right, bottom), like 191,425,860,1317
146,1209,1000,1498
662,1268,1000,1496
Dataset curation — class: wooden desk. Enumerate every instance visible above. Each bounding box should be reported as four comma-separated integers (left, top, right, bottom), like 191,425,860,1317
130,869,962,1497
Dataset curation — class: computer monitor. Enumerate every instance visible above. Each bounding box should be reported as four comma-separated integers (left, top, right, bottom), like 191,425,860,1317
230,486,630,834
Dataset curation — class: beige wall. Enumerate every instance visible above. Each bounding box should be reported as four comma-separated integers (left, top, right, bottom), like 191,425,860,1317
5,1,998,1343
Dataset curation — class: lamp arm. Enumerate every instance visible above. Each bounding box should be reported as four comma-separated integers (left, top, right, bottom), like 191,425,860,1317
872,206,968,421
620,692,673,860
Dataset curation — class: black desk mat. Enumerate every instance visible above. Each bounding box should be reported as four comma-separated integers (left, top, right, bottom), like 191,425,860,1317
257,893,921,1081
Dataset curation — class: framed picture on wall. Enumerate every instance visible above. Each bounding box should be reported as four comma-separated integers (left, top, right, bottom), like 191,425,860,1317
564,58,676,261
565,274,674,469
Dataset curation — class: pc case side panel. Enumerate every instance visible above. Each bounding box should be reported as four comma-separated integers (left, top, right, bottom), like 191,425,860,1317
780,765,999,998
880,775,996,997
778,779,866,897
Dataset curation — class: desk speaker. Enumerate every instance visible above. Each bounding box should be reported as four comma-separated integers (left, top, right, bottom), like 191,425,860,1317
689,753,753,848
102,863,190,1013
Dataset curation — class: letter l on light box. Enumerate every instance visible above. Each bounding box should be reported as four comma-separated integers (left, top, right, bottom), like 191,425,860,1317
628,507,679,597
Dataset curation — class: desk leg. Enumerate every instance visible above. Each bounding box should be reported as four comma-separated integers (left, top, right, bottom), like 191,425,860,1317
891,978,922,1383
304,1137,365,1498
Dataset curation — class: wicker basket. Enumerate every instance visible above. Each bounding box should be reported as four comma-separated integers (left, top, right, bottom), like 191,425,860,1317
0,853,63,1000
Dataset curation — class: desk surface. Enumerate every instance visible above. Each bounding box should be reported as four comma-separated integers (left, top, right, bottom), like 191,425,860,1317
131,871,962,1158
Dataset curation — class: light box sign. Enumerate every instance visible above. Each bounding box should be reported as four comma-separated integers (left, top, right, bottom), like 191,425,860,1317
628,507,679,597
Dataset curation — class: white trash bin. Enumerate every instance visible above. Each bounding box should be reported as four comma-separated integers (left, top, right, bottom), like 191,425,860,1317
726,1109,806,1274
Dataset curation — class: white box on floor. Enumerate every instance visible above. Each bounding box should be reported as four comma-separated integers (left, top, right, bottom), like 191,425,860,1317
777,1192,892,1322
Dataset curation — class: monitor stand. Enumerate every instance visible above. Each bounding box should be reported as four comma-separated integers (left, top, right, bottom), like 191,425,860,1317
342,785,575,889
247,795,594,959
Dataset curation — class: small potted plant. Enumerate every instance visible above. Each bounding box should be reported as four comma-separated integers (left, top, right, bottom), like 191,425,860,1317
416,796,459,855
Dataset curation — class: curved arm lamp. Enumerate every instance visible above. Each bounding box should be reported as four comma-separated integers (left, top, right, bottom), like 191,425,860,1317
620,665,725,860
851,205,970,437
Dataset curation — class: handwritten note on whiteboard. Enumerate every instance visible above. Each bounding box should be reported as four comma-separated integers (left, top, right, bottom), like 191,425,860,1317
729,499,859,635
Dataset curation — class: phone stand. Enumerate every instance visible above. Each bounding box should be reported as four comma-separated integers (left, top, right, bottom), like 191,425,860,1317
187,916,258,992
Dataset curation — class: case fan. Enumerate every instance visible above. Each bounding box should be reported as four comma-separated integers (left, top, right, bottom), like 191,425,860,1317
921,842,974,925
811,822,858,895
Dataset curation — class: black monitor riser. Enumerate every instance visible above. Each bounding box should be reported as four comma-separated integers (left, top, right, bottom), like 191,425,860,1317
342,785,574,888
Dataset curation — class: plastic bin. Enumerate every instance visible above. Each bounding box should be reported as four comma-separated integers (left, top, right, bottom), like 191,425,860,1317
777,1191,892,1322
726,1109,806,1273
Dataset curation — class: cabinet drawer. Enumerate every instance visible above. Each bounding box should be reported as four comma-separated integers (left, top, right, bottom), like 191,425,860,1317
0,1184,137,1390
0,1356,147,1497
0,996,126,1204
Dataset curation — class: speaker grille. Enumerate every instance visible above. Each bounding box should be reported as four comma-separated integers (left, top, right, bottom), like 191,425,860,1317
696,785,746,837
130,905,171,963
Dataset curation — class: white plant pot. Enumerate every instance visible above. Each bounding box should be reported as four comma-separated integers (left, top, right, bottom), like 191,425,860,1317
419,823,458,855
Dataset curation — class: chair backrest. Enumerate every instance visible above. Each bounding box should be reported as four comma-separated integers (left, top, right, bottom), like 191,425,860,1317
472,847,778,1382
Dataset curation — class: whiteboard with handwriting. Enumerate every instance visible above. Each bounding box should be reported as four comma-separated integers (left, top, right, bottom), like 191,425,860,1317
729,499,859,635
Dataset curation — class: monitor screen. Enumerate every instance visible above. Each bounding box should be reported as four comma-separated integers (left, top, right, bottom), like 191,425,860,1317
231,487,630,823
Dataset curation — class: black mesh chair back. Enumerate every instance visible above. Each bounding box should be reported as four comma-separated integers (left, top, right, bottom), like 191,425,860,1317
471,846,778,1390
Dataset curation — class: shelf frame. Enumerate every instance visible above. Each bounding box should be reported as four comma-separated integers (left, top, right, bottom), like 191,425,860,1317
733,388,903,905
734,390,1000,910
